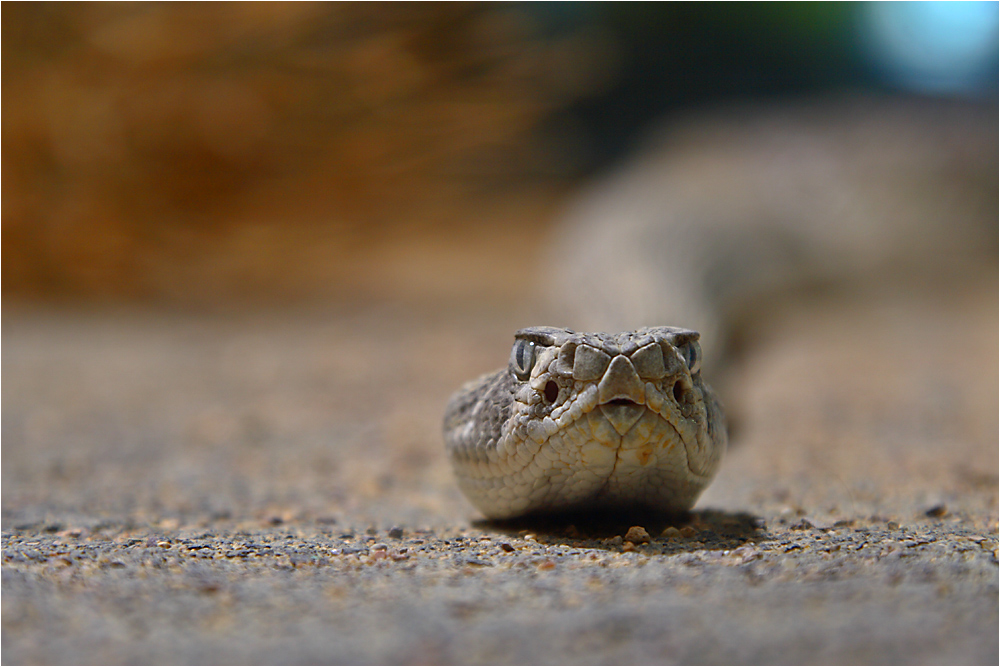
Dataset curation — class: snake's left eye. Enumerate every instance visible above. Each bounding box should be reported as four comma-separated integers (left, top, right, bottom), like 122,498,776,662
510,339,537,380
678,340,702,375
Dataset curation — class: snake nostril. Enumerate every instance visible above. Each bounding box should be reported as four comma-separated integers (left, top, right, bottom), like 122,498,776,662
544,381,559,403
672,381,685,403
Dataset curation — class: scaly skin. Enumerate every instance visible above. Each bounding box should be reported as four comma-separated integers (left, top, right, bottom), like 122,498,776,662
443,326,726,519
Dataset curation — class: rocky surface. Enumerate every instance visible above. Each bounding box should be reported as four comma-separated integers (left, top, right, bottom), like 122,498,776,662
3,271,996,664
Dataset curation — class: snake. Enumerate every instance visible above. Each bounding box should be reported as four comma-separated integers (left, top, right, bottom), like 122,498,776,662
443,326,726,519
442,97,995,520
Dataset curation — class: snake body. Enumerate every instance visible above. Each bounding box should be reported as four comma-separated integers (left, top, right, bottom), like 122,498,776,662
443,97,994,520
443,326,725,519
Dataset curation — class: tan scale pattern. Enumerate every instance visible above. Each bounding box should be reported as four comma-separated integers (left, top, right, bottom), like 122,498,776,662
443,326,727,519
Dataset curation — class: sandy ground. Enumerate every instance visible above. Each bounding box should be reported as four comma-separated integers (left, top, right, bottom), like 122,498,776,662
2,270,997,664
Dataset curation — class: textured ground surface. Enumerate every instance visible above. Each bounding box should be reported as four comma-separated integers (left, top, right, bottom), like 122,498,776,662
3,263,997,664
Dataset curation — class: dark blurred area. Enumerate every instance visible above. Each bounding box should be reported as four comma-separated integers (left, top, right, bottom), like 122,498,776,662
3,2,997,305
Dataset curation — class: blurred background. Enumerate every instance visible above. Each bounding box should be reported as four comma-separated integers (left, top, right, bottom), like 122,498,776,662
5,1,997,307
3,11,998,662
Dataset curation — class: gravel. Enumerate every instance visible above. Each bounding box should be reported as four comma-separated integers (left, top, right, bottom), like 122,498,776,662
3,281,997,664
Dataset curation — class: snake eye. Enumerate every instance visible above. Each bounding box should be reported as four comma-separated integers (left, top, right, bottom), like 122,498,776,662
510,339,537,380
678,340,702,375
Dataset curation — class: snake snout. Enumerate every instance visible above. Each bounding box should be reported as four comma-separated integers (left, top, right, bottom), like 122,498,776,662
597,355,646,405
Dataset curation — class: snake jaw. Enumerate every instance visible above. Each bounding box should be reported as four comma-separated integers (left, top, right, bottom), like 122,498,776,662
599,401,646,436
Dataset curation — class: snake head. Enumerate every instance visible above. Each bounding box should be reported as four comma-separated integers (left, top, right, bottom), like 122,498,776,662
445,326,725,519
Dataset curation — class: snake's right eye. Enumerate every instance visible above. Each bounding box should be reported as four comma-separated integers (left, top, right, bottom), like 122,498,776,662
509,339,537,380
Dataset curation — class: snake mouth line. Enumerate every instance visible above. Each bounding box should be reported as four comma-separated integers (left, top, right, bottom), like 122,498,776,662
605,398,638,406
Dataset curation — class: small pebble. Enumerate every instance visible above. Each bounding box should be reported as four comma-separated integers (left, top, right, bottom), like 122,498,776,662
387,527,404,539
679,526,697,538
624,526,650,544
925,504,947,518
661,527,682,539
790,519,814,531
887,521,900,531
500,543,515,552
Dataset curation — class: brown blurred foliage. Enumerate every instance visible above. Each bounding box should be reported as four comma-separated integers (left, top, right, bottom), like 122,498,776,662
3,3,609,303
